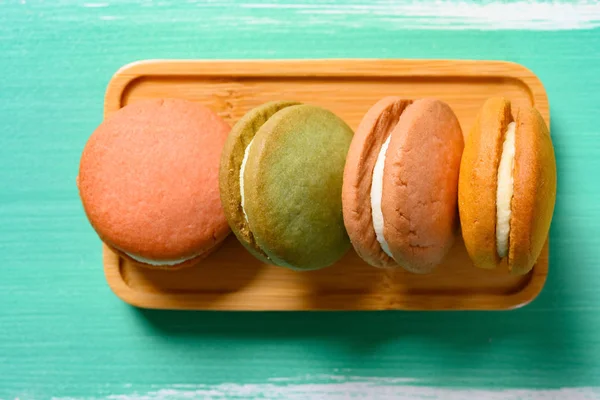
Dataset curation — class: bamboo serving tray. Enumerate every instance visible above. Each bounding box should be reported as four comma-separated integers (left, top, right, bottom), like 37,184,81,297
102,59,550,311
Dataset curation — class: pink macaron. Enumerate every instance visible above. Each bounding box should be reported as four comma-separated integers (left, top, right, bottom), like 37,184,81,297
342,97,464,273
77,98,232,269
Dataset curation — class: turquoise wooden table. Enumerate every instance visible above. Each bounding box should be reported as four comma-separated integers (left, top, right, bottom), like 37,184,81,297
2,1,600,398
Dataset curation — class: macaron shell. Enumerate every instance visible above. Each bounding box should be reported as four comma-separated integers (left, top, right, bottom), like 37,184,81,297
218,100,300,264
244,104,353,270
508,105,556,275
458,97,512,269
78,98,231,263
382,98,464,273
342,96,412,268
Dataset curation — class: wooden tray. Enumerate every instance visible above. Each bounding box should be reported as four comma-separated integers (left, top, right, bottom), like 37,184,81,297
102,59,550,311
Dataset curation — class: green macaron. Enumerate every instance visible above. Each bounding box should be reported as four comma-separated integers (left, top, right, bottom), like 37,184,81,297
219,101,354,270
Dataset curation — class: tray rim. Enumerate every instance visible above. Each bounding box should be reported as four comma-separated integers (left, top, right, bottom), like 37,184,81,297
101,58,550,312
104,58,549,125
104,244,549,312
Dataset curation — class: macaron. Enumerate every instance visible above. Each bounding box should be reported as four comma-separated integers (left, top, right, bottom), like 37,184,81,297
77,98,232,269
342,97,464,274
219,101,354,270
458,97,556,275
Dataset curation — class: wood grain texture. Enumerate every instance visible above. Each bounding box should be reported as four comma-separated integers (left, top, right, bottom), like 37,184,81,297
1,0,600,398
103,59,549,311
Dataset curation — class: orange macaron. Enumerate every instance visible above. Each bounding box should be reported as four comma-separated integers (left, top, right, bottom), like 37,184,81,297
77,98,232,269
458,97,556,275
342,97,464,273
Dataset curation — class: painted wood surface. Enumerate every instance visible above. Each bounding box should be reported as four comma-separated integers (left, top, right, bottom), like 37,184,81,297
1,0,600,398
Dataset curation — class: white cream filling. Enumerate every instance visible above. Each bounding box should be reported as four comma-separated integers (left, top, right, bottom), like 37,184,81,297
238,137,273,262
240,137,254,222
123,250,198,266
496,121,516,258
371,134,393,258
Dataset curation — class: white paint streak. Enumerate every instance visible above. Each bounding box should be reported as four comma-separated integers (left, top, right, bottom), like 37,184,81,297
241,0,600,30
83,2,109,8
50,376,600,400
